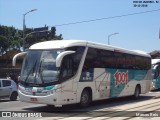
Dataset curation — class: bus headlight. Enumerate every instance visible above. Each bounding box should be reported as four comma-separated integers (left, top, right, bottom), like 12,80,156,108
151,82,155,88
52,85,62,93
152,79,156,82
54,88,61,92
47,85,62,95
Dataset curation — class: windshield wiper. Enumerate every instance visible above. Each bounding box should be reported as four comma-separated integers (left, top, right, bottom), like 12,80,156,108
24,60,37,83
37,58,44,84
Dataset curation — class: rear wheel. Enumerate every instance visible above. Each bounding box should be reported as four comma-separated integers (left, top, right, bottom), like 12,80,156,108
80,89,91,108
133,85,140,99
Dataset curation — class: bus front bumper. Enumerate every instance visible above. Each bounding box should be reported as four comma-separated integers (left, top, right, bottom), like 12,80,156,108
18,90,62,107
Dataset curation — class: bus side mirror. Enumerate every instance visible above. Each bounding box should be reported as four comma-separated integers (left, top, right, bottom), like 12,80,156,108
56,51,75,67
12,52,27,66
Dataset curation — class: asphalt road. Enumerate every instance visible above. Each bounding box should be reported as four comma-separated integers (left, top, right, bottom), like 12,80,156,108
0,90,160,120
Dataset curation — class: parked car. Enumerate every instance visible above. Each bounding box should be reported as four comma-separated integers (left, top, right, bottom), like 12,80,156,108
0,79,18,101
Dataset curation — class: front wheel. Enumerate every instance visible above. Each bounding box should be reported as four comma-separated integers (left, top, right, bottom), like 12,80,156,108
80,89,91,108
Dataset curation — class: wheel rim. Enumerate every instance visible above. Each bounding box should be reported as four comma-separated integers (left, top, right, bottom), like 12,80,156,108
81,93,88,104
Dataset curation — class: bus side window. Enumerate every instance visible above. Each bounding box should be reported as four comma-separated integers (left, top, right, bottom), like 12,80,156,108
60,55,73,80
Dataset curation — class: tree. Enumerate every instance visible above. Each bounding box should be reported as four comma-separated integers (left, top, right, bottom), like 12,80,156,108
0,35,9,55
0,25,63,52
54,34,63,40
0,25,22,54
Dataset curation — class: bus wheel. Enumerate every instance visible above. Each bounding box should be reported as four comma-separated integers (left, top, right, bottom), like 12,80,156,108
133,85,140,99
80,89,91,108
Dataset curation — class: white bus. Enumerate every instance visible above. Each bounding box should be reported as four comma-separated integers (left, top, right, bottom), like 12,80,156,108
151,59,160,90
13,40,151,107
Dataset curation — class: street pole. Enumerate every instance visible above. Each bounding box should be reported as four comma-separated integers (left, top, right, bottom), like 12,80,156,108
108,32,119,45
23,9,37,51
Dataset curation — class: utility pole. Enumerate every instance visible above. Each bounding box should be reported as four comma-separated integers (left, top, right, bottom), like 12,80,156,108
23,9,37,51
108,32,119,45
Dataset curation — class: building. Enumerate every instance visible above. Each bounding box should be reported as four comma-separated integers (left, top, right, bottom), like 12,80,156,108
150,50,160,59
0,51,22,80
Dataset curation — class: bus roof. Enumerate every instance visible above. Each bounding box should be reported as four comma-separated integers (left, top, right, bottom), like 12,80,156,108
152,59,160,65
29,40,150,58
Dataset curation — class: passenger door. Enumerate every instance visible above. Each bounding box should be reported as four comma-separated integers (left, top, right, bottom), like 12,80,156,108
60,55,75,103
94,68,111,99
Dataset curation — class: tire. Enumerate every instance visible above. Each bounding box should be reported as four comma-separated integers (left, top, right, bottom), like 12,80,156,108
133,85,140,99
10,92,18,101
80,89,91,108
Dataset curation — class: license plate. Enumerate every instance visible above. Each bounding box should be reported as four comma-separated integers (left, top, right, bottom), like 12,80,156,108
30,98,38,102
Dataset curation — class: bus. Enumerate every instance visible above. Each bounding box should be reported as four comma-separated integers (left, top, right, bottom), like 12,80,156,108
12,40,151,107
151,59,160,90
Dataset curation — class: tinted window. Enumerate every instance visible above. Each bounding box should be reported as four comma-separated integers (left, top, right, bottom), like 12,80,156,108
0,81,1,87
83,47,151,70
60,46,85,81
60,55,74,80
66,46,85,74
83,48,97,69
2,80,11,87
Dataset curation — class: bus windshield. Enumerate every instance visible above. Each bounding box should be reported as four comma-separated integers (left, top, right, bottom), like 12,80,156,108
21,49,64,86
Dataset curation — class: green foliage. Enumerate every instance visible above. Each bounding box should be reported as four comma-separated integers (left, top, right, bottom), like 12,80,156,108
0,35,8,55
0,25,63,53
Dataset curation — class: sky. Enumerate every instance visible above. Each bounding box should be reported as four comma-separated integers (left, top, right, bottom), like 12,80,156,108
0,0,160,53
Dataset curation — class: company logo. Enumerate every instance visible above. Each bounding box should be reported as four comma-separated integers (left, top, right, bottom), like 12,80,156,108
2,112,11,117
1,112,42,118
114,70,128,87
